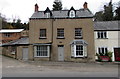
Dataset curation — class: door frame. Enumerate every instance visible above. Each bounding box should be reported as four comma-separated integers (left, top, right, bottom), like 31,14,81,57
58,45,64,61
22,47,29,61
113,47,120,62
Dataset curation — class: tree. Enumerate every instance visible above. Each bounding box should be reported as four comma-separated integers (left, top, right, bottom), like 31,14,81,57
52,0,62,11
94,11,104,21
114,6,120,20
0,13,13,29
102,1,113,21
94,1,113,21
11,19,22,29
114,1,120,20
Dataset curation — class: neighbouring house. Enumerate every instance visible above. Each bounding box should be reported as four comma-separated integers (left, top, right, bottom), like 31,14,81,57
2,37,29,59
94,21,120,62
0,29,24,44
28,2,95,62
0,29,29,55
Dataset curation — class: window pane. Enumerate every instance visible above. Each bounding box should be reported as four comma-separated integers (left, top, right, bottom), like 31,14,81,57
101,48,104,54
101,32,103,38
36,46,48,57
105,48,108,53
70,10,75,18
75,28,82,38
104,32,107,38
76,45,83,56
98,31,107,39
98,48,101,53
57,28,64,38
40,29,46,38
98,47,108,55
97,32,100,38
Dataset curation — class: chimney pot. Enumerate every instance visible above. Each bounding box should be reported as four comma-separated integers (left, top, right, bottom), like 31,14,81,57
83,2,88,9
35,3,39,12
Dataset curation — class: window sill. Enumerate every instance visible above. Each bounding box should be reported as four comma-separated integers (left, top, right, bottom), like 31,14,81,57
34,56,49,58
71,56,87,58
39,37,47,39
75,37,83,39
57,37,65,39
97,38,108,39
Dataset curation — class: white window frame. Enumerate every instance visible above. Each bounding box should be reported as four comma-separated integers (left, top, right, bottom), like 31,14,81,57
46,13,50,18
57,28,64,38
34,45,50,57
69,10,75,18
75,28,82,38
71,45,87,57
76,45,84,57
97,47,108,55
97,31,107,39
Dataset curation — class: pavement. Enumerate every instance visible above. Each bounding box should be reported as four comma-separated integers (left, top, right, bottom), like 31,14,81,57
1,55,119,77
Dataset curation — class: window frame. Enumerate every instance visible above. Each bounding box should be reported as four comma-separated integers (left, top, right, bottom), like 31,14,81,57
39,29,47,39
75,28,82,39
69,10,75,18
97,31,107,39
98,47,108,55
34,45,50,57
46,13,50,18
57,28,64,39
3,33,12,37
71,44,87,58
75,45,84,57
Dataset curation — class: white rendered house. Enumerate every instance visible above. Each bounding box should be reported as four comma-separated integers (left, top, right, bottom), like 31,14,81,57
94,21,120,61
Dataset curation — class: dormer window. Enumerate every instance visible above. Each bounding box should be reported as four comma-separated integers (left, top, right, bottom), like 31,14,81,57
46,13,50,18
69,10,75,18
44,7,52,18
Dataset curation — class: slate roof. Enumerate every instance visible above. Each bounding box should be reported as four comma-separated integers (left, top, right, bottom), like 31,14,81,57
30,8,93,19
2,37,29,46
94,21,120,31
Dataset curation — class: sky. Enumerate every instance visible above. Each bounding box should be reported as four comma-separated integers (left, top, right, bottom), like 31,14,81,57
0,0,119,23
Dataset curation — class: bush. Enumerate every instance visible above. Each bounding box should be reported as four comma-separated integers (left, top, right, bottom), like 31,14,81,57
96,51,113,62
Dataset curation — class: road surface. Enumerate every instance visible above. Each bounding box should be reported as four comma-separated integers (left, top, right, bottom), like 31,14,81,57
1,55,119,77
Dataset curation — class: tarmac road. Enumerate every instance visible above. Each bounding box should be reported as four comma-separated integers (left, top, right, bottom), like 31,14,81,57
1,55,119,77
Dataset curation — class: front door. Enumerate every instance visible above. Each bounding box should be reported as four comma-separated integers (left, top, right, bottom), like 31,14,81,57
22,48,28,61
58,45,64,61
114,48,120,61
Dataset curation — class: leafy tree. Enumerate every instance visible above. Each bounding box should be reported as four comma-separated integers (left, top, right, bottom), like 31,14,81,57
11,19,29,29
103,1,113,21
94,11,104,21
23,23,29,30
114,1,120,20
0,13,13,29
52,0,62,11
94,1,113,21
114,6,120,20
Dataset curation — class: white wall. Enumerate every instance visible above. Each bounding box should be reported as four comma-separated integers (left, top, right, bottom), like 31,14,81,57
94,31,120,61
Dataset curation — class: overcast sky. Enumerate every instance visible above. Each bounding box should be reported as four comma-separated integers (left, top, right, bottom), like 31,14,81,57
0,0,119,23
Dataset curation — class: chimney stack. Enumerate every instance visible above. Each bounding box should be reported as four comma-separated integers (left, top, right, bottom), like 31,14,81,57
83,2,88,9
35,3,39,12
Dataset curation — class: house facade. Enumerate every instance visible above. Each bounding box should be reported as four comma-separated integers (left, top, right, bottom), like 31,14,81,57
28,2,95,62
94,21,120,61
